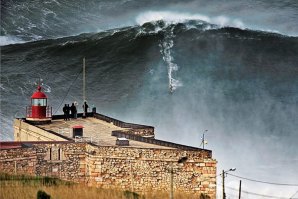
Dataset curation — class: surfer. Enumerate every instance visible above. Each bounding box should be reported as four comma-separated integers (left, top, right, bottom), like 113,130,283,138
169,78,174,93
169,84,173,94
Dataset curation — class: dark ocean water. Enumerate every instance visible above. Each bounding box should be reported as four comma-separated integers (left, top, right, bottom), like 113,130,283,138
1,0,298,197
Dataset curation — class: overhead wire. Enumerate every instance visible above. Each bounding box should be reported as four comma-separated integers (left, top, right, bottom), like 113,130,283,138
227,173,298,186
225,186,298,199
290,190,298,199
53,67,83,115
218,181,298,199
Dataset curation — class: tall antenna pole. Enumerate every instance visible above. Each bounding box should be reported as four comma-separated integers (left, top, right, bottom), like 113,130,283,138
202,133,205,149
83,57,86,118
200,130,208,149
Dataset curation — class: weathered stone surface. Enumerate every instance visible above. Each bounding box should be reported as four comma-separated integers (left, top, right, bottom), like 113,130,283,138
2,137,216,199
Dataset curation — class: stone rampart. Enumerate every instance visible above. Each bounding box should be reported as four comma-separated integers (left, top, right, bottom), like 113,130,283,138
0,142,216,198
0,142,86,182
0,146,37,175
85,144,216,198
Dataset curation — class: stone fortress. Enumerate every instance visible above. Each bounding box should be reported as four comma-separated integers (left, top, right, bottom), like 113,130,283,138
0,86,217,198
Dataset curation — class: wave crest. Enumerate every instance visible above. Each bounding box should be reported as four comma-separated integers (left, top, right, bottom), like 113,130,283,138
0,36,24,46
136,11,245,29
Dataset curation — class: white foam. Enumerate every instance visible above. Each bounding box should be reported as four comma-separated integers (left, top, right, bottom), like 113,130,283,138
42,8,57,17
158,26,183,92
136,11,245,29
60,40,79,46
0,36,25,46
136,25,163,37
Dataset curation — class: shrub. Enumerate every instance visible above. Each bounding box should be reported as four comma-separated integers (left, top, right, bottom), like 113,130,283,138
37,190,51,199
124,190,141,199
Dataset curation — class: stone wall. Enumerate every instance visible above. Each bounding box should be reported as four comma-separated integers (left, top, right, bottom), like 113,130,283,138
93,113,155,137
124,128,155,137
0,147,37,174
34,143,86,182
0,143,86,182
0,142,216,198
14,119,68,142
85,144,216,198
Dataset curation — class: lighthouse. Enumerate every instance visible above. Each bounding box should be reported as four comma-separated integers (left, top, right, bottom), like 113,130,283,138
26,85,52,123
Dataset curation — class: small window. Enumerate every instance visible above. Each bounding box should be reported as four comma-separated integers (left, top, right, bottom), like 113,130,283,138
32,98,47,106
47,147,63,161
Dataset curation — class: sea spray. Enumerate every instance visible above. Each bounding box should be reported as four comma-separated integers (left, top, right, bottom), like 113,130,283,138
159,25,182,92
0,36,24,46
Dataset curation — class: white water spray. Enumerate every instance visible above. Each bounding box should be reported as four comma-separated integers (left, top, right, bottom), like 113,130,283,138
136,11,245,29
159,26,183,92
0,36,25,46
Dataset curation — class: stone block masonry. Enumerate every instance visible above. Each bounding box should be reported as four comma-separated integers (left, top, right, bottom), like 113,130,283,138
85,144,216,198
0,142,216,198
0,143,86,182
0,147,37,175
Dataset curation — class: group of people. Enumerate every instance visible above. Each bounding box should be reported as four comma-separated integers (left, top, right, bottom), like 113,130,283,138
62,101,89,121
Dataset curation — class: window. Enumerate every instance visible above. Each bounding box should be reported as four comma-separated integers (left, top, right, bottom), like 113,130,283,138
46,147,63,161
32,98,47,106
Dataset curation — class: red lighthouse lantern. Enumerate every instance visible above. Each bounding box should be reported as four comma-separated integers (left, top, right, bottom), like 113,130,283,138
26,85,52,123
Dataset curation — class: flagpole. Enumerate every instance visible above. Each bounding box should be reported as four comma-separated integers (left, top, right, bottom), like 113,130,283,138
83,57,86,118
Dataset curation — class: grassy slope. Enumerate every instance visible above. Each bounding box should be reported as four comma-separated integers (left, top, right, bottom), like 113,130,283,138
0,173,197,199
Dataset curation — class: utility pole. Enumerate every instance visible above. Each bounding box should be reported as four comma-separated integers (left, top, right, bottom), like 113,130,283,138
238,180,242,199
221,168,236,199
82,57,86,118
222,170,225,199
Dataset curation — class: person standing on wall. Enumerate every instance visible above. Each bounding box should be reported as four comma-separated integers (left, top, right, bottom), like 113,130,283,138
66,104,71,120
70,103,77,119
74,101,78,119
83,101,89,117
63,104,68,121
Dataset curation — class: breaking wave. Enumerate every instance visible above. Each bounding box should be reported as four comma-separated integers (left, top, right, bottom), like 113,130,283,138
136,11,245,29
0,36,25,46
1,19,297,136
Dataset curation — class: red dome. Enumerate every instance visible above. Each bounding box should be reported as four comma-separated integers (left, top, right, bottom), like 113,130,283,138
31,86,47,99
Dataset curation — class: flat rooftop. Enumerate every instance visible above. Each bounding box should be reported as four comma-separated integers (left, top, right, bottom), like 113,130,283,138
35,117,174,149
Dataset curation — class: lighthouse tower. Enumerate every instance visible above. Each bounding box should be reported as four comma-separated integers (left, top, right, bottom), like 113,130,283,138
26,85,52,124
